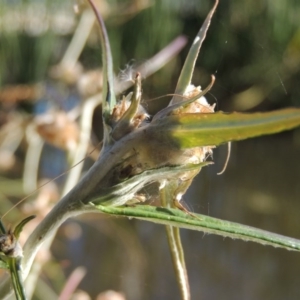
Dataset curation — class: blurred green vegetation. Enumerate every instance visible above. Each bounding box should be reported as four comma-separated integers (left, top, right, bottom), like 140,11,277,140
1,0,300,108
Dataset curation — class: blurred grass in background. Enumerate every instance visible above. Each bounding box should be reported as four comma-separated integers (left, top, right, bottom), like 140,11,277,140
2,0,300,108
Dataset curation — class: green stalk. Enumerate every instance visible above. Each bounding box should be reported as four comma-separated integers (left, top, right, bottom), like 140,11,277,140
8,258,27,300
160,181,190,300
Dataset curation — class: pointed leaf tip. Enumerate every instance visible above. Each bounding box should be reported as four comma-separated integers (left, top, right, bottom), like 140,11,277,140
95,204,300,251
167,108,300,148
14,215,36,239
171,0,219,104
87,0,116,119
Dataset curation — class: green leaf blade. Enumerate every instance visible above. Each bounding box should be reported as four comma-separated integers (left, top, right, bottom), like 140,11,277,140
171,0,219,104
87,0,116,120
95,205,300,251
13,215,36,239
165,108,300,148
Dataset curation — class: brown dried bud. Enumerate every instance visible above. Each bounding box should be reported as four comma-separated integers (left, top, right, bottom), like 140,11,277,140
0,231,23,258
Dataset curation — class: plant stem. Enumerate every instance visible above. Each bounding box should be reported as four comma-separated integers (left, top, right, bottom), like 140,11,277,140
9,258,27,300
160,182,190,300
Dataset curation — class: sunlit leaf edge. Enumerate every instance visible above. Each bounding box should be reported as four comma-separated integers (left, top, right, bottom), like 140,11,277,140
94,204,300,251
157,108,300,148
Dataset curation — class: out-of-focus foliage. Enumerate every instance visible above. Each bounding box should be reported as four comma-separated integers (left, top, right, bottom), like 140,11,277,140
1,0,299,107
0,0,75,84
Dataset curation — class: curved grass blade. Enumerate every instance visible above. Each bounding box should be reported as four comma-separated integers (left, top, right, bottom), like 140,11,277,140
94,205,300,251
170,0,219,104
87,0,116,121
13,215,36,239
156,108,300,148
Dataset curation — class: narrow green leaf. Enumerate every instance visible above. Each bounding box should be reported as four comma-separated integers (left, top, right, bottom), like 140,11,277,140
87,0,116,120
171,0,218,104
159,108,300,148
95,205,300,251
13,215,36,239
